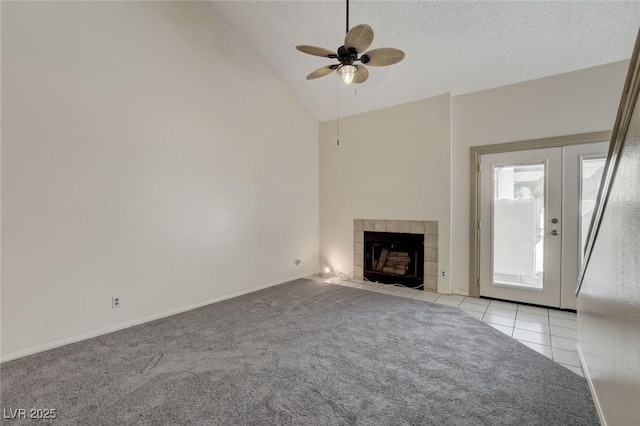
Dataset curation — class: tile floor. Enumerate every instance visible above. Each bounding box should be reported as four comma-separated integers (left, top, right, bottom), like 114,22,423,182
313,276,583,377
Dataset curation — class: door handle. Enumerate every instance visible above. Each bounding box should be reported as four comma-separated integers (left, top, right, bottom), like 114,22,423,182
550,230,559,236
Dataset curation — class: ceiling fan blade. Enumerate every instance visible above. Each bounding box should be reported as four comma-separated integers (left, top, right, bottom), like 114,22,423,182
354,65,369,84
344,24,374,53
296,45,337,58
306,66,337,80
361,48,405,66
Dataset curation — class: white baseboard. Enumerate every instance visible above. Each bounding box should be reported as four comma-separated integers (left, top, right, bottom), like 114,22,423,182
576,343,607,426
1,276,307,363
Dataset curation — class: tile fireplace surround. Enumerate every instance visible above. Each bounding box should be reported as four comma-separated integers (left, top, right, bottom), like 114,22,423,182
354,219,438,291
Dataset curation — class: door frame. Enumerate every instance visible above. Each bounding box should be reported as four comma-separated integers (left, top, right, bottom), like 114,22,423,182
468,131,611,298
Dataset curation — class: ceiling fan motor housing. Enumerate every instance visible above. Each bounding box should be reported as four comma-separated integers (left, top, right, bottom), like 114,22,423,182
296,23,404,83
338,46,359,65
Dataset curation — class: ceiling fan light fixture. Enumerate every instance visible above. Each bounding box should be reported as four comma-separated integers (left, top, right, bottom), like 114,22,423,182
296,0,403,85
338,64,358,84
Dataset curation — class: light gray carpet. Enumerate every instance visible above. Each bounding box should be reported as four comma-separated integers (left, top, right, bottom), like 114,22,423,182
1,279,598,425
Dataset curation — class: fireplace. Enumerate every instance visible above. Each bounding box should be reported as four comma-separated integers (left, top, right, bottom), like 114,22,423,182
364,231,424,288
354,219,438,291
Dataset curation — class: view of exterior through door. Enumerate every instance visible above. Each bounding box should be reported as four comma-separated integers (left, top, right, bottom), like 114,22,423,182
559,143,608,308
479,143,607,309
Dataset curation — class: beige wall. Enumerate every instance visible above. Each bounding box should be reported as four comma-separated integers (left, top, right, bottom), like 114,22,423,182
319,95,452,293
1,2,319,359
318,63,627,296
450,61,628,294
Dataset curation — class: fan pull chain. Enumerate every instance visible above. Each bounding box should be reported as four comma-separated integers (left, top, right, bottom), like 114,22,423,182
336,80,340,146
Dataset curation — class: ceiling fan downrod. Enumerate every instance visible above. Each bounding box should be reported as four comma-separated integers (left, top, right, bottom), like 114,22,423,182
346,0,349,34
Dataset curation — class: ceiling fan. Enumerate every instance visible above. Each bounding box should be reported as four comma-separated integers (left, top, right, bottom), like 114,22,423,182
295,0,405,84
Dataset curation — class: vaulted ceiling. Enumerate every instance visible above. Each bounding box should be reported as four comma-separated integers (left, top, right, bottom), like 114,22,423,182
211,1,640,122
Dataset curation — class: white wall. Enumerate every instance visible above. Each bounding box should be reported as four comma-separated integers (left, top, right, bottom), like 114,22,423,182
451,61,628,294
319,94,452,293
1,2,319,359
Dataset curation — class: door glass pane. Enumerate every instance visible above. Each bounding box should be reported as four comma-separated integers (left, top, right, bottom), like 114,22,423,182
580,157,606,263
493,163,545,288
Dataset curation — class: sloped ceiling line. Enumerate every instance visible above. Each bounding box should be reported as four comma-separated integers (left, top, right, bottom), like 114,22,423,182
210,1,640,122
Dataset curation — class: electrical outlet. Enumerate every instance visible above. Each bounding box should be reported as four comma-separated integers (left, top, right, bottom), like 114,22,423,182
112,297,121,308
440,270,446,278
294,259,301,266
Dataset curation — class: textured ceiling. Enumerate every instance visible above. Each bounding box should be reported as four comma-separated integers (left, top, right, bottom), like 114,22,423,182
210,1,640,122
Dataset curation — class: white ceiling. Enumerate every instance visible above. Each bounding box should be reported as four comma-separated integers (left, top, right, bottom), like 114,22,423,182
210,1,640,122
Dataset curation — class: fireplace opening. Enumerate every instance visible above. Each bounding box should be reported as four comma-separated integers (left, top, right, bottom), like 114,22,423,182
364,231,424,289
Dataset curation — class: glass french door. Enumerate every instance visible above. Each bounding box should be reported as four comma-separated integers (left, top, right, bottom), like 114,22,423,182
480,148,562,307
479,143,607,308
